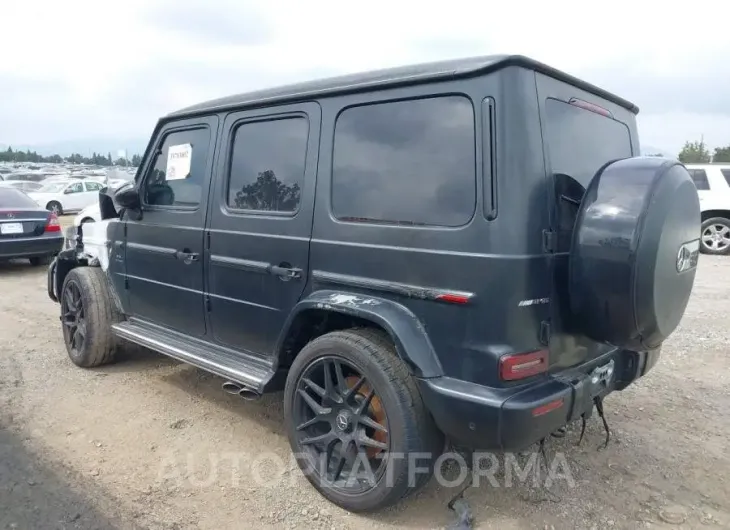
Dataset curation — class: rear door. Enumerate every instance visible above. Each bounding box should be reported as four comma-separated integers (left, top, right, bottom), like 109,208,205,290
536,73,639,368
205,103,320,356
124,117,217,337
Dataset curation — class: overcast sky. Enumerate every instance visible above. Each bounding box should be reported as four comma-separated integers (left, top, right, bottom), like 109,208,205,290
1,0,728,156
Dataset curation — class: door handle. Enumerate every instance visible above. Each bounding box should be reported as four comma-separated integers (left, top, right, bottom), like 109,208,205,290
269,264,302,280
175,250,199,264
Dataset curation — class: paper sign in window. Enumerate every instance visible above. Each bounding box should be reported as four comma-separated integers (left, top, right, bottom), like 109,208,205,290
166,144,192,180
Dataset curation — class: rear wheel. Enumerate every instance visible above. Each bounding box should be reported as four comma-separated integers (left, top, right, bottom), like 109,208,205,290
46,201,63,215
284,328,443,512
700,217,730,255
60,267,121,367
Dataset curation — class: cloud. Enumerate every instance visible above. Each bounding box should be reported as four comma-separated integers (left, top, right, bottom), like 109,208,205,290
141,0,273,46
0,0,727,157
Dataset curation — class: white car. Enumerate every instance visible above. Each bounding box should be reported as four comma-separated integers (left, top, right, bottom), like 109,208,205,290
72,180,133,226
686,163,730,255
28,179,107,215
73,202,102,226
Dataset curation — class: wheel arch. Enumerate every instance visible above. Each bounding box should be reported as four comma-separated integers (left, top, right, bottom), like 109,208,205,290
701,209,730,222
276,290,443,378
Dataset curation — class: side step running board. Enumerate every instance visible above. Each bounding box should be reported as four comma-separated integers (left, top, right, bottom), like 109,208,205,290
112,319,276,394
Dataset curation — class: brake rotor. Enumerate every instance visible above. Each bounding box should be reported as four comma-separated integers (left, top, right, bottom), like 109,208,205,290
346,376,387,458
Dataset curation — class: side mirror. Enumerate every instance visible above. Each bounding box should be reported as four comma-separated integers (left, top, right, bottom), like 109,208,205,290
115,186,141,210
64,188,74,194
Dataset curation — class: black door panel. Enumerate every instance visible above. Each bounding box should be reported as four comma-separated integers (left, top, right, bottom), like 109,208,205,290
125,117,218,337
206,103,320,356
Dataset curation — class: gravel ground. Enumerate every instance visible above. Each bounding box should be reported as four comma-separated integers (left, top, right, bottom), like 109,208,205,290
1,232,728,529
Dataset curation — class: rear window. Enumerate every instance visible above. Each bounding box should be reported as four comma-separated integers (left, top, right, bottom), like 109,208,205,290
545,98,633,186
688,169,710,190
0,188,38,208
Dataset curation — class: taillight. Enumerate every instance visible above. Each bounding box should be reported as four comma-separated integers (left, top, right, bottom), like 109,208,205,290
499,349,548,381
45,213,61,233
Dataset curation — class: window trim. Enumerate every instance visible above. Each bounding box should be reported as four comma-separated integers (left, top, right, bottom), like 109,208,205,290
689,168,710,191
330,93,478,228
720,168,730,188
222,112,310,218
139,124,212,212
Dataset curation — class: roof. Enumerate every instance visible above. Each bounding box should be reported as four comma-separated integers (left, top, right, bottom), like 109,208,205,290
168,54,639,118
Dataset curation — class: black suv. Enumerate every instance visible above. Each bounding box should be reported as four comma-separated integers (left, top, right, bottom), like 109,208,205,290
48,55,701,512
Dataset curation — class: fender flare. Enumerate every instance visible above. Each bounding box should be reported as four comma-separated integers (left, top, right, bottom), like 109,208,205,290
277,290,443,378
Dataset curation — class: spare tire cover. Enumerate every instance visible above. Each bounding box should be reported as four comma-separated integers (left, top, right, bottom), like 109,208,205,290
569,157,700,351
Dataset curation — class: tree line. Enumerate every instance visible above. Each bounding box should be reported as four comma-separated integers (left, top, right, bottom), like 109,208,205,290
0,146,141,167
676,140,730,164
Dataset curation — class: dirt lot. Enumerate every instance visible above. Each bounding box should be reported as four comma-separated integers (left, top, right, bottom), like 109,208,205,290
1,224,729,529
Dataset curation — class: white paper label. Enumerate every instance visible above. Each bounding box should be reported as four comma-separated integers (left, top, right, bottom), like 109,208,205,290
166,143,192,180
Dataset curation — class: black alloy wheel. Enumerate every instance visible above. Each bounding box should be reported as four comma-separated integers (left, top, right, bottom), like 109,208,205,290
292,355,390,494
62,280,87,356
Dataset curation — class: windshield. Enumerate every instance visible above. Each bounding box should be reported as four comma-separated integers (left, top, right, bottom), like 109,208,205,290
545,98,633,187
37,182,68,193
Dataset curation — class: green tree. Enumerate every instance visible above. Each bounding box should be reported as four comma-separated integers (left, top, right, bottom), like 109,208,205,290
713,145,730,163
678,139,711,163
131,154,141,167
233,169,301,211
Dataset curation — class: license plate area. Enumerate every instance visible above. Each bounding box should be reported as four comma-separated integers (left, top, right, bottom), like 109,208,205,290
564,358,617,421
1,222,24,235
589,359,615,394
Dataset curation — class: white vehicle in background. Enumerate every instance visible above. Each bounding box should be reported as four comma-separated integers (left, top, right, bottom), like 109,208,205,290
73,180,132,226
686,164,730,255
27,179,107,215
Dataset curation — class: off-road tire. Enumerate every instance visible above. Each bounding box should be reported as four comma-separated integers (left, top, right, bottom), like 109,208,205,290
284,328,444,512
61,267,122,367
46,201,63,215
700,217,730,255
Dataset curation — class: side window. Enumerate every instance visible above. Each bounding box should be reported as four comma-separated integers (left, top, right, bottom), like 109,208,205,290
721,168,730,187
66,182,83,194
227,117,308,213
142,127,211,208
689,169,710,190
332,96,476,227
85,181,103,192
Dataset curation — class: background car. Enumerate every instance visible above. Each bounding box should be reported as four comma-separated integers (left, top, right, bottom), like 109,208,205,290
685,163,730,255
27,179,106,215
0,187,64,265
72,180,133,226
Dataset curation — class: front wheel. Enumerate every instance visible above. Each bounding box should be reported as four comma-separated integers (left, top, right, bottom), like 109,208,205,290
60,267,122,367
700,217,730,255
284,328,443,512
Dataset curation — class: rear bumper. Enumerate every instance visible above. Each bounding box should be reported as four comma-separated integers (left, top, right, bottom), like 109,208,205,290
0,235,64,260
418,348,660,451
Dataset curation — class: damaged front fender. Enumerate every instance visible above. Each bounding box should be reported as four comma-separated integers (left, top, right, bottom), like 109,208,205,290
47,220,116,303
